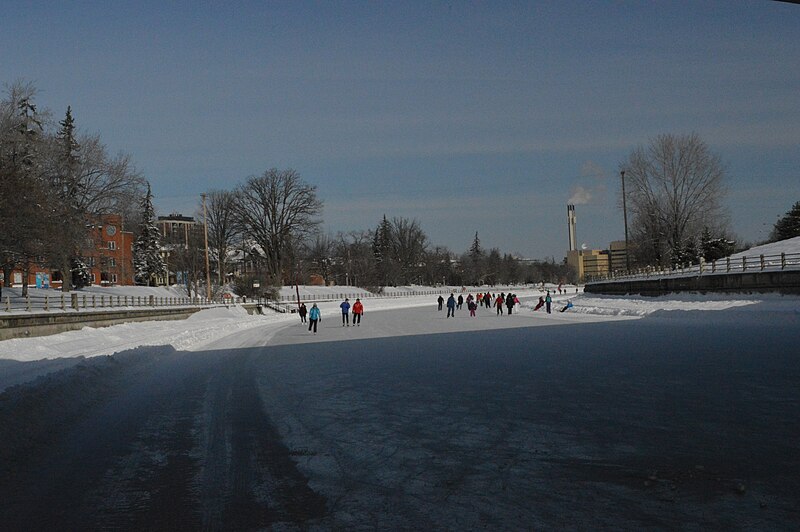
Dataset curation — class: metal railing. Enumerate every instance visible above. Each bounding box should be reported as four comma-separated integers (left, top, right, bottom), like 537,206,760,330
586,251,800,283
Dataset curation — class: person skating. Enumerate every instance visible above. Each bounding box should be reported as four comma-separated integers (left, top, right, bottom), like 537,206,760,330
298,302,307,323
340,298,351,326
560,300,574,312
437,295,444,311
533,296,545,311
545,291,552,314
457,294,464,310
352,298,364,325
308,303,321,333
506,293,515,315
446,293,456,318
468,299,477,317
495,294,504,315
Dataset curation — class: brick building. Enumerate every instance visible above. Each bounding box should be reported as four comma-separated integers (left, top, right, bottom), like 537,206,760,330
1,214,135,288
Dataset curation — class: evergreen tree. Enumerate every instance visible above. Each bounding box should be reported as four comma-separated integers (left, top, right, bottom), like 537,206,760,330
372,215,394,286
50,106,84,291
700,227,735,262
469,231,482,259
770,201,800,242
133,183,166,286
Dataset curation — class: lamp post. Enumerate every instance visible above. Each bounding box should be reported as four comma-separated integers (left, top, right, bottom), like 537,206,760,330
620,170,630,273
201,193,212,301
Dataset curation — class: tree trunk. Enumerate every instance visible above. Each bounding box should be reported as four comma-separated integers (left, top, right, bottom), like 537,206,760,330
60,258,72,293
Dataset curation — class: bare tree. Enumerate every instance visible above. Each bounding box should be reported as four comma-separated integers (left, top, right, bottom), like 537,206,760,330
620,133,727,267
233,168,322,285
390,217,428,285
204,189,239,284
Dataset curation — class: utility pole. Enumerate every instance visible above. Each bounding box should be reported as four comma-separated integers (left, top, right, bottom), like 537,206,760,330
201,193,212,301
621,170,630,273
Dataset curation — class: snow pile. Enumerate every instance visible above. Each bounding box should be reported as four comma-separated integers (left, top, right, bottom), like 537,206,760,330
0,306,288,363
522,292,800,318
729,235,800,260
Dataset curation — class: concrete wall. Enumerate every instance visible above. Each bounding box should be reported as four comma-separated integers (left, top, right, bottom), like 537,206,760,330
0,307,206,341
585,269,800,296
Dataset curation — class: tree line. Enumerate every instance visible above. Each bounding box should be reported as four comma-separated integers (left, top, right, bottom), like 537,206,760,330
198,171,573,298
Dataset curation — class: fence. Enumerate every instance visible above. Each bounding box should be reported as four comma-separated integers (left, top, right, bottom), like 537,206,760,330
3,285,532,315
277,288,455,305
586,251,800,284
1,293,242,314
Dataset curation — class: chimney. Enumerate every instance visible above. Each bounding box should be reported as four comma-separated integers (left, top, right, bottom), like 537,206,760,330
567,204,577,251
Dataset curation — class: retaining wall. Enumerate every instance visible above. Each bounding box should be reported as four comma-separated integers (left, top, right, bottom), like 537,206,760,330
0,307,207,341
584,269,800,296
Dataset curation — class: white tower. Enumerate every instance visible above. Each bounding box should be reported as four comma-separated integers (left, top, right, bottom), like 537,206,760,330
567,204,577,252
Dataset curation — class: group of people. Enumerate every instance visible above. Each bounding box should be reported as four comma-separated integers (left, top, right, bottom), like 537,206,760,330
438,291,522,318
297,298,365,334
297,289,573,334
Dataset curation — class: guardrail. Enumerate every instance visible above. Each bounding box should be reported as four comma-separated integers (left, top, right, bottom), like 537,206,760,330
586,251,800,284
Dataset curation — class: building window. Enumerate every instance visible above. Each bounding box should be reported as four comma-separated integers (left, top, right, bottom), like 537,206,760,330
109,258,116,267
111,274,118,284
108,241,117,250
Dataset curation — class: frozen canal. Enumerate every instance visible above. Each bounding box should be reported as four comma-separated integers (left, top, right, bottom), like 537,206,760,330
1,300,798,529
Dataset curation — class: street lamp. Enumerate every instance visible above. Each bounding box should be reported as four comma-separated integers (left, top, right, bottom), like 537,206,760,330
621,170,630,273
201,193,212,301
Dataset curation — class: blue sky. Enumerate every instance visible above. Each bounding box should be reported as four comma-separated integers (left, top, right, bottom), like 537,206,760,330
2,1,798,259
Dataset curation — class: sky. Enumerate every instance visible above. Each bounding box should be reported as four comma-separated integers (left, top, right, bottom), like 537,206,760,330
2,1,798,259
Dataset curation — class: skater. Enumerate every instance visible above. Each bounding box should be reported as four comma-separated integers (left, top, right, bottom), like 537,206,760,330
308,303,321,333
298,302,307,323
340,298,351,326
545,291,552,314
495,293,504,315
560,300,574,313
506,292,515,315
457,294,464,310
352,298,364,325
484,292,492,308
468,299,477,317
437,295,444,311
446,293,456,318
533,296,545,311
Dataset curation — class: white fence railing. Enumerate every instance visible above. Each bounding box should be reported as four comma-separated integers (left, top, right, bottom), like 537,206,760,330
1,293,243,314
587,251,800,284
278,288,455,305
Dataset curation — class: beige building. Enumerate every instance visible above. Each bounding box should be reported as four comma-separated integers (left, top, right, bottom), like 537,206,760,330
567,241,628,282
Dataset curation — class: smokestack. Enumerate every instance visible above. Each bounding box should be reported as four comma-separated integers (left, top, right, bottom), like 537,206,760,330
567,204,577,251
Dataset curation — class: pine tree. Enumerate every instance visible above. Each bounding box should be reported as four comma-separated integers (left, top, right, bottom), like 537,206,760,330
51,106,84,292
372,215,393,286
700,227,735,262
770,201,800,242
133,184,166,286
469,231,482,259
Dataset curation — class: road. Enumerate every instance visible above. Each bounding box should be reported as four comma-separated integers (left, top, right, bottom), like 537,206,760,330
1,304,798,529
